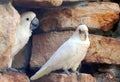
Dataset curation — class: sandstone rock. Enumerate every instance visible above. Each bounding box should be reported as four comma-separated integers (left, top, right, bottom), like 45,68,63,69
13,0,63,8
30,31,120,69
95,73,118,82
0,3,20,70
12,46,26,69
0,71,30,82
85,34,120,64
32,73,96,82
39,2,120,32
78,73,96,82
12,42,32,70
30,31,73,68
31,32,69,66
98,65,120,80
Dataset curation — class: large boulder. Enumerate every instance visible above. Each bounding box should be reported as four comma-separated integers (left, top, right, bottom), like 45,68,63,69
0,71,30,82
30,31,120,69
13,0,63,8
0,3,20,70
85,35,120,64
32,73,96,82
39,2,120,32
30,31,73,68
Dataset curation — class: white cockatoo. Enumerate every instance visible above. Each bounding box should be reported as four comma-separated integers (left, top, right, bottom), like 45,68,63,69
30,24,90,80
8,11,39,70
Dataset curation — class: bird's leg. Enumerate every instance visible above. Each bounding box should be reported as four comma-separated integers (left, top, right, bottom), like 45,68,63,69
71,68,81,76
72,70,80,76
7,56,20,72
7,68,19,72
64,69,71,75
8,56,13,68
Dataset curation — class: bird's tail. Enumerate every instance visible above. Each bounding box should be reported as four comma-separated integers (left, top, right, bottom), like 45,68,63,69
30,67,49,80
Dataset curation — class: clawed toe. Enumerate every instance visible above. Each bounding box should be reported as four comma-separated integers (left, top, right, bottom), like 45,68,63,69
7,68,23,73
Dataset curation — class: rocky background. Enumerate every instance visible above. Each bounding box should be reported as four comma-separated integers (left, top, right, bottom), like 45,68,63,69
0,0,120,82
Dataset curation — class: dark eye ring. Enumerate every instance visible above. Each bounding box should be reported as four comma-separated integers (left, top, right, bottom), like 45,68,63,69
26,18,29,21
79,30,81,34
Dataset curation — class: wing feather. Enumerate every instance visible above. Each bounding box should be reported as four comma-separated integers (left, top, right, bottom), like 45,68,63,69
42,39,76,69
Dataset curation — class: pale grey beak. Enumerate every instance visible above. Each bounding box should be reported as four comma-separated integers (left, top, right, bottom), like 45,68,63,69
30,17,39,30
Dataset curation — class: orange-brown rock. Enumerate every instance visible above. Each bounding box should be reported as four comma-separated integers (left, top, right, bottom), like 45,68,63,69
85,34,120,64
98,65,120,79
0,71,30,82
32,73,96,82
39,2,120,32
12,46,26,69
12,44,31,69
78,73,96,82
30,31,120,69
30,31,73,68
95,73,118,82
13,0,63,8
0,3,20,70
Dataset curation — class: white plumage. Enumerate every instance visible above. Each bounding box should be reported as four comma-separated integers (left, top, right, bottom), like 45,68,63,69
30,24,90,80
8,11,39,68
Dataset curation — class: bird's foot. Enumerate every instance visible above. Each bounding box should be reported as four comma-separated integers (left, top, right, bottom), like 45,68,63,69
7,68,23,73
72,70,81,76
76,71,81,76
64,70,71,75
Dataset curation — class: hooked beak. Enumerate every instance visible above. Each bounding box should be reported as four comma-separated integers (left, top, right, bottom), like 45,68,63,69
30,17,39,30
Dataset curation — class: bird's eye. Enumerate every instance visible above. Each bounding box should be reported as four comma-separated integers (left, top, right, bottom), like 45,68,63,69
26,18,29,21
79,30,82,34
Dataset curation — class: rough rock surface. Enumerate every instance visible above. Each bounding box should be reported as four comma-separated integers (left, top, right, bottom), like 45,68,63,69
95,73,118,82
39,2,120,32
0,3,20,70
12,43,32,69
0,71,30,82
30,31,73,68
12,46,26,69
97,65,120,82
32,73,96,82
13,0,63,8
30,31,120,69
85,34,120,64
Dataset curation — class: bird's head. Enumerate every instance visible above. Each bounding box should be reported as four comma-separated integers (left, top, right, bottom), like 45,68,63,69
20,11,39,31
77,24,88,32
74,24,89,41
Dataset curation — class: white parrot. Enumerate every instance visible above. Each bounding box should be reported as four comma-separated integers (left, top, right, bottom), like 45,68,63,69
30,24,90,80
8,11,39,70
